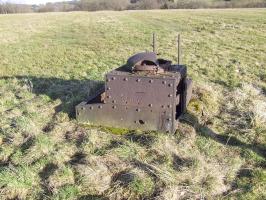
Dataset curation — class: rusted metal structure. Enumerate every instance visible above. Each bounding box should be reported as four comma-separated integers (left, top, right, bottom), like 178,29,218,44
76,34,192,133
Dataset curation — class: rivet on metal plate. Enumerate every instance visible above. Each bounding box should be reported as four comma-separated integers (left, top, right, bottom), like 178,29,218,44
168,83,173,87
149,79,153,83
168,94,173,97
124,78,128,81
90,106,93,110
139,120,145,125
136,108,140,112
149,104,153,107
136,79,141,82
113,106,116,109
162,80,166,84
112,77,116,80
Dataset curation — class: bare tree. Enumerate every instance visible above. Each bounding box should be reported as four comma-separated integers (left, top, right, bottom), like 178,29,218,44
77,0,130,11
0,1,32,14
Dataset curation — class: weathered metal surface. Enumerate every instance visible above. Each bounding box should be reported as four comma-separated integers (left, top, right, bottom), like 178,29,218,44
76,101,175,133
105,73,178,108
76,49,193,133
127,52,158,68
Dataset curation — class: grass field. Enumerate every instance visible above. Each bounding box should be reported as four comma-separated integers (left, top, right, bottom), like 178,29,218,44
0,9,266,200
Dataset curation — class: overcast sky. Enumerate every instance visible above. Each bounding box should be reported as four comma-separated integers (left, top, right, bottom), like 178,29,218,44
2,0,72,4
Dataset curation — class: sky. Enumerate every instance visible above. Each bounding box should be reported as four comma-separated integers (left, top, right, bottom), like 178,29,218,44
2,0,72,5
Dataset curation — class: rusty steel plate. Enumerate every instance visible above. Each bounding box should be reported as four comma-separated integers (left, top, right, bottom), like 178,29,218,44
105,72,180,108
76,101,176,133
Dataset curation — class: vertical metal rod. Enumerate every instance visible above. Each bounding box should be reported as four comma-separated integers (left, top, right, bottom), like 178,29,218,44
153,33,156,54
177,34,181,65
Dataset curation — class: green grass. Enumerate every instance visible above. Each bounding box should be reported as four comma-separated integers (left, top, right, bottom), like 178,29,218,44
0,9,266,199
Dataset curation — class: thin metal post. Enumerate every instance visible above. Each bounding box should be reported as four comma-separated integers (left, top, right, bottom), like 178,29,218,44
177,34,181,65
152,33,156,54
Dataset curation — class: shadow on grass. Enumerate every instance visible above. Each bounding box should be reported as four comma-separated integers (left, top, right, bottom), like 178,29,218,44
172,154,193,171
262,86,266,97
1,76,104,118
124,131,156,147
65,126,88,147
20,136,36,153
69,151,87,165
38,162,59,198
92,140,124,156
111,170,135,187
180,112,266,159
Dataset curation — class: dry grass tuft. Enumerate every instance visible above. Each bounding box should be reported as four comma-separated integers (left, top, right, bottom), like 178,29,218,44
107,168,155,200
75,155,113,194
155,185,196,200
0,165,41,199
47,166,75,193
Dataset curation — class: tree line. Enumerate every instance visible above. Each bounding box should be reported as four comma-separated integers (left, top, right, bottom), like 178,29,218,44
0,0,265,14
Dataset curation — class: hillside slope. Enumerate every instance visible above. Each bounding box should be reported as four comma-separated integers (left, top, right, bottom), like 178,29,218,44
0,9,266,199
